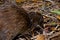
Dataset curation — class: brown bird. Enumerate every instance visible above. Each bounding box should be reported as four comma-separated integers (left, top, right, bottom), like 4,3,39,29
0,3,44,40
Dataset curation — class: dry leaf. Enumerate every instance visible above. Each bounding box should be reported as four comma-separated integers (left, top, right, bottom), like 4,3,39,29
56,15,60,20
36,34,45,40
16,0,25,3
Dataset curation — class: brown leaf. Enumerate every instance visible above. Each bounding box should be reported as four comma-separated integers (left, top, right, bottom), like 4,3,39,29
56,15,60,20
36,34,45,40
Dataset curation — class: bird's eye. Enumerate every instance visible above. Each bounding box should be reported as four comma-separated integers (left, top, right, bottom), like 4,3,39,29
0,0,5,5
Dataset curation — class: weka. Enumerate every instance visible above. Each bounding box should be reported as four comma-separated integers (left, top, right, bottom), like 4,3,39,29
0,4,44,40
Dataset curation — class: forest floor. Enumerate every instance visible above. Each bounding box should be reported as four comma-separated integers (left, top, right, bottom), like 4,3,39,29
15,0,60,40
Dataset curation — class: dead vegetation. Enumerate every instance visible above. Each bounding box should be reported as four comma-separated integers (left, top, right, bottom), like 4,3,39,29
0,0,60,40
